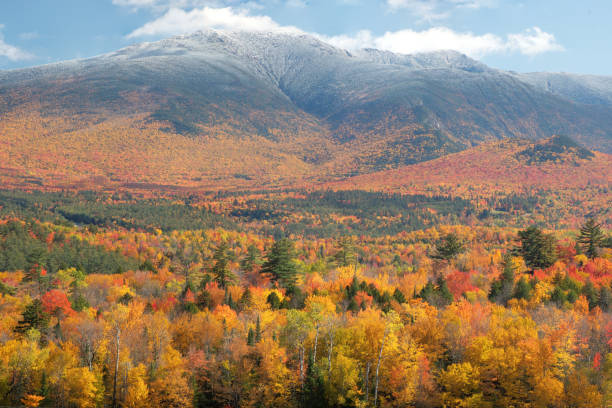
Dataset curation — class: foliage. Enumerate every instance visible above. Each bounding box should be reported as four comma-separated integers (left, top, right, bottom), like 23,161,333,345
515,226,558,269
431,233,466,262
579,218,605,259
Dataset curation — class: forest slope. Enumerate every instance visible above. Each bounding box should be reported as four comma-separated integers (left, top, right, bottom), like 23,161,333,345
327,136,612,194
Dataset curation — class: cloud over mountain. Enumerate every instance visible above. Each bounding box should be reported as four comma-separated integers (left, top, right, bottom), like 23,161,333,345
127,7,300,38
123,2,562,59
324,26,563,58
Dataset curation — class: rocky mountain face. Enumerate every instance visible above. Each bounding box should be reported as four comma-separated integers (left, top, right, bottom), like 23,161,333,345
0,29,611,190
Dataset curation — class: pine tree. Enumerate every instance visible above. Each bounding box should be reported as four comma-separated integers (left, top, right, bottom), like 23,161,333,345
301,353,326,408
515,226,557,269
598,286,611,311
334,237,357,266
224,289,237,310
239,287,253,311
393,288,406,303
513,277,532,300
15,299,50,334
437,276,454,305
240,244,263,274
255,315,262,343
267,292,281,310
489,253,516,305
247,328,255,346
578,218,605,259
431,233,465,262
261,238,300,290
582,280,599,309
347,298,359,312
211,242,235,289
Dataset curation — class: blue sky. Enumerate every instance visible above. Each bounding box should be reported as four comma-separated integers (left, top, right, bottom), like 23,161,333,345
0,0,609,75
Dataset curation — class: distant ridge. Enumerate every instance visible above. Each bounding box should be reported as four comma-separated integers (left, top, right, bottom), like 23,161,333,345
515,135,595,165
327,135,611,194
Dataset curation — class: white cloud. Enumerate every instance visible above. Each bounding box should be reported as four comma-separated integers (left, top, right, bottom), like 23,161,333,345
387,0,498,21
506,27,564,56
0,26,33,61
323,26,562,58
121,1,562,59
127,6,301,38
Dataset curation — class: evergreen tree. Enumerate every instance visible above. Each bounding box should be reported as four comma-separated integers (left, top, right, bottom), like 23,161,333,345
261,238,300,290
14,299,50,334
255,315,262,343
267,292,281,310
418,277,453,307
578,218,605,259
582,280,599,309
393,287,406,303
431,233,465,262
515,226,557,269
247,328,255,346
513,277,532,300
489,253,516,305
240,244,263,274
347,297,359,312
550,286,566,307
598,286,611,311
437,276,454,305
334,237,357,267
224,289,237,310
345,275,359,299
211,242,236,289
301,353,326,408
239,287,253,311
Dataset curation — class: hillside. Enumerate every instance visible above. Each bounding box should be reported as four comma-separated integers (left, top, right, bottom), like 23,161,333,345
327,135,612,194
518,71,612,106
1,30,612,191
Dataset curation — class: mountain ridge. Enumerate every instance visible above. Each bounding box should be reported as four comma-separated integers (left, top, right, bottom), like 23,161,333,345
0,29,611,191
325,135,612,196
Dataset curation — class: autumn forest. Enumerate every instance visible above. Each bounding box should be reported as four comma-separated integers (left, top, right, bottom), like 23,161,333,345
0,176,610,408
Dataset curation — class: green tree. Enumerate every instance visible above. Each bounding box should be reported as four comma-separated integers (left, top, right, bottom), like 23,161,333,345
211,242,235,289
334,237,357,267
261,238,300,290
582,280,599,309
418,276,453,307
513,277,532,300
14,299,50,334
247,328,255,346
301,353,326,408
267,292,281,310
240,244,263,274
578,218,605,259
255,315,262,343
515,226,557,269
432,233,465,262
489,253,516,305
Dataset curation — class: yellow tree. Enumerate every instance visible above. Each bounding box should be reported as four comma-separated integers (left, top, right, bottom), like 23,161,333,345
148,345,193,408
124,364,149,408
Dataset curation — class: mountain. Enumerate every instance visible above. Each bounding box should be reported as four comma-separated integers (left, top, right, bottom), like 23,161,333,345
326,135,612,194
0,29,611,191
517,72,612,106
514,134,595,165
